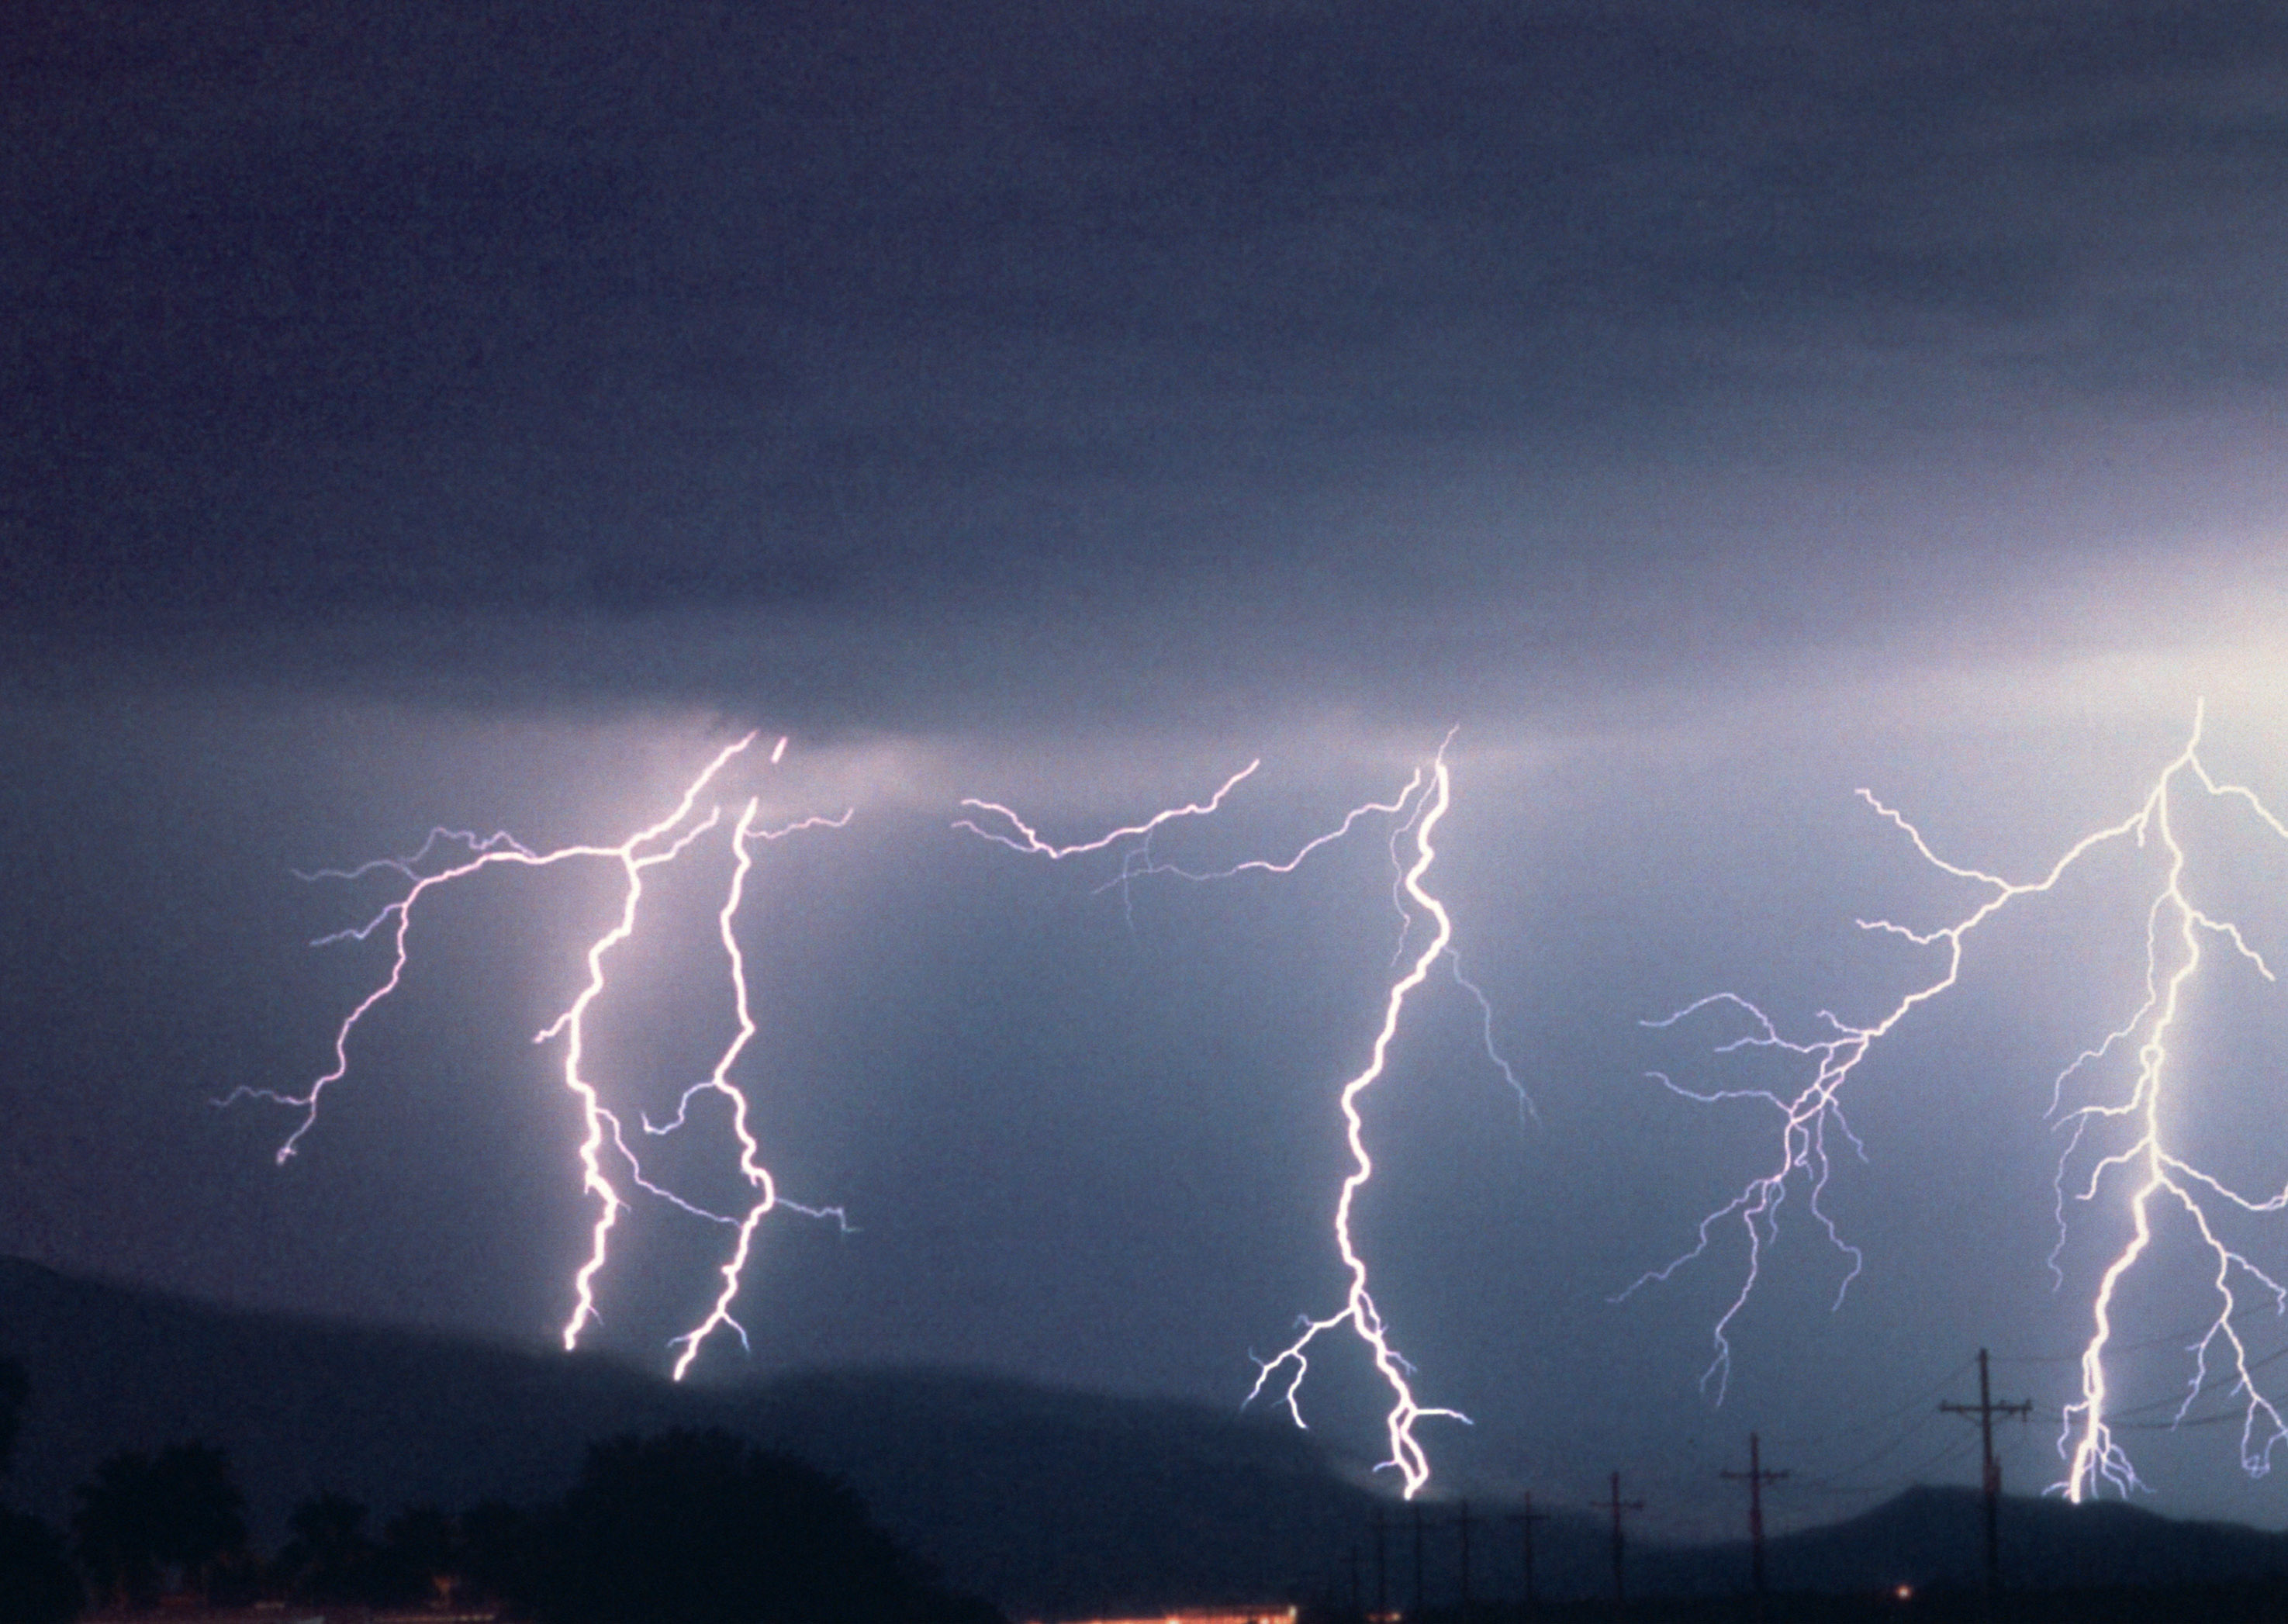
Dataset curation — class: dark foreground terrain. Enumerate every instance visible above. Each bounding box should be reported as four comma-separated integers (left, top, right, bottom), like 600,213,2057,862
9,1259,2288,1620
1374,1582,2288,1623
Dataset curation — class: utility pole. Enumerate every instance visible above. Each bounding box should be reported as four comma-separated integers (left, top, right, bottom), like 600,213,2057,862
1719,1432,1789,1604
1455,1499,1473,1621
1372,1505,1388,1620
1510,1495,1550,1619
1593,1471,1645,1619
1939,1349,2032,1602
1412,1501,1426,1619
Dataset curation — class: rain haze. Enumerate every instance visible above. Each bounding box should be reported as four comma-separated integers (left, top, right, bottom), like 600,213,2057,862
7,0,2288,1543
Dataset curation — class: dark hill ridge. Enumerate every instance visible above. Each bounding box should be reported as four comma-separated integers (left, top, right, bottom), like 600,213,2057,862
0,1257,1397,1613
1764,1483,2288,1593
0,1255,693,1535
738,1368,1370,1613
1607,1483,2288,1601
7,1257,2288,1612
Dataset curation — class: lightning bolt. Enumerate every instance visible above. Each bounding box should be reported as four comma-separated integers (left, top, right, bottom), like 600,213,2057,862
959,738,1516,1495
226,732,852,1373
1243,752,1471,1498
1630,703,2288,1501
662,797,855,1380
955,762,1262,860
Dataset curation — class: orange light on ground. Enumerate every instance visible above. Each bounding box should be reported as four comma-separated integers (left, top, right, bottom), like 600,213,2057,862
1044,1608,1300,1624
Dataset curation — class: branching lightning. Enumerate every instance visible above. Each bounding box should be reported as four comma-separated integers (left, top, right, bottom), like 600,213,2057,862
1243,753,1470,1498
658,796,855,1379
225,733,852,1374
955,762,1262,861
959,738,1520,1495
1630,703,2288,1501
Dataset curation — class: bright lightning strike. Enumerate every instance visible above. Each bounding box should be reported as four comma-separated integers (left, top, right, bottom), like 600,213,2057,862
1629,703,2288,1501
223,734,852,1374
660,797,855,1379
959,738,1520,1496
1244,752,1470,1499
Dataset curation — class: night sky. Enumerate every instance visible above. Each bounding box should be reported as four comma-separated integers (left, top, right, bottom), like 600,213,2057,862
9,0,2288,1540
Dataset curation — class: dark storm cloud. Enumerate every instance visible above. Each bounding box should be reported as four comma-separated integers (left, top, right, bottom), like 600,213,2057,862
16,3,2288,1533
9,0,2287,716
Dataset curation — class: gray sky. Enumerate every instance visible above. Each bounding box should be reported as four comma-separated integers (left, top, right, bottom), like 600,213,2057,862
8,0,2288,1538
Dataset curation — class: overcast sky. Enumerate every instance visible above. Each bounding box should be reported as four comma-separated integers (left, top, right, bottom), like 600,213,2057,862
9,0,2288,1539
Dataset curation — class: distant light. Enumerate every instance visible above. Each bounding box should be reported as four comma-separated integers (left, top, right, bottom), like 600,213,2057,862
1892,1583,1913,1602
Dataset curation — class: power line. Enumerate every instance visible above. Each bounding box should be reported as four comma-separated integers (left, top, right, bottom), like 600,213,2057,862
1774,1353,1979,1450
1809,1429,1980,1499
1990,1304,2288,1366
1799,1394,1958,1491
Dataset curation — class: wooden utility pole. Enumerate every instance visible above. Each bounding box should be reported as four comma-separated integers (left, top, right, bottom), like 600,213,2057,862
1372,1505,1388,1619
1593,1471,1645,1618
1455,1499,1473,1620
1939,1349,2032,1601
1719,1432,1789,1602
1412,1501,1426,1618
1510,1495,1550,1619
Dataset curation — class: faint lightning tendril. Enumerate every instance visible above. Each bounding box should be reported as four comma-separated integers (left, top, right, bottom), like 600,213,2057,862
959,736,1518,1495
1453,951,1539,1129
954,762,1261,859
1630,702,2288,1501
224,734,852,1373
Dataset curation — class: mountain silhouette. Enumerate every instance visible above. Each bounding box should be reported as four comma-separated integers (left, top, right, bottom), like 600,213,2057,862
9,1257,2288,1615
0,1257,1385,1613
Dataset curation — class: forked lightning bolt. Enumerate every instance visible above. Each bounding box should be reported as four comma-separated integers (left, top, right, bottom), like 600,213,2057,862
959,739,1519,1495
659,796,855,1378
223,734,851,1373
1630,703,2288,1500
1244,752,1469,1498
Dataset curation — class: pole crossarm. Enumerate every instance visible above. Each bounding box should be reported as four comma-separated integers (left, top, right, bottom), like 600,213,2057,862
1593,1471,1647,1614
1940,1349,2033,1598
1720,1432,1789,1598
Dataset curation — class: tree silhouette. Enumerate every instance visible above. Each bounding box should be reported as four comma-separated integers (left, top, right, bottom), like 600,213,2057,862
0,1510,81,1624
518,1429,1000,1624
275,1491,378,1603
71,1442,248,1607
376,1502,462,1605
0,1353,80,1624
459,1499,539,1607
0,1356,25,1477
